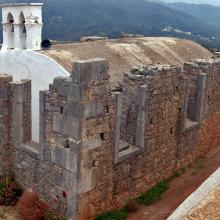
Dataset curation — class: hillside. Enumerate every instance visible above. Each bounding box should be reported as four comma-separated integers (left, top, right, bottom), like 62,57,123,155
0,0,220,47
169,3,220,28
41,37,213,85
167,3,220,47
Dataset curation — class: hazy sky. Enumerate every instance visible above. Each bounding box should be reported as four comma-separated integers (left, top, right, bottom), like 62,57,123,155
164,0,220,5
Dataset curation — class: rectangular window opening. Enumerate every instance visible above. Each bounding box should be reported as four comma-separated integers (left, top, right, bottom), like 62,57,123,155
114,84,148,164
182,73,206,130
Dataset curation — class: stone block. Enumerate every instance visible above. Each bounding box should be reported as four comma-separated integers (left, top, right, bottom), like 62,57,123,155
82,137,102,151
0,88,8,99
82,100,105,118
21,142,40,160
195,73,206,122
78,167,99,194
68,83,83,99
51,145,69,169
114,92,122,164
54,77,73,97
182,77,190,130
67,117,81,141
53,112,64,134
135,85,148,149
67,99,104,119
53,76,68,88
0,74,12,83
72,58,109,84
67,100,81,118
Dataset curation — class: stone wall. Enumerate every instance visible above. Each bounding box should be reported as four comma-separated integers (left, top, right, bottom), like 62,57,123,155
1,58,220,220
0,74,12,176
76,58,220,220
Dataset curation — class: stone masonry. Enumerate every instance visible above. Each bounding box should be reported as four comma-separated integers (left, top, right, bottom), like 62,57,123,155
1,57,220,219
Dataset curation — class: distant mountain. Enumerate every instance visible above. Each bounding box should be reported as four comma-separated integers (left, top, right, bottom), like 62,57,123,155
0,0,220,48
165,0,220,6
169,3,220,28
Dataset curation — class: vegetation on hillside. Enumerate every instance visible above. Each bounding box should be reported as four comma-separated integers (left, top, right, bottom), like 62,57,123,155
1,0,220,47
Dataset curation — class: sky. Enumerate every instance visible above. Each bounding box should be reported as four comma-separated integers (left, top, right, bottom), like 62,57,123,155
164,0,220,6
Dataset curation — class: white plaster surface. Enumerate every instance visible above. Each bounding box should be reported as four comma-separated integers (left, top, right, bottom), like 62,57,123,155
1,3,43,50
0,50,69,142
168,166,220,220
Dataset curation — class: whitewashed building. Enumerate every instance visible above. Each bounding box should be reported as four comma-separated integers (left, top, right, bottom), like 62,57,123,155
1,3,43,51
0,3,69,142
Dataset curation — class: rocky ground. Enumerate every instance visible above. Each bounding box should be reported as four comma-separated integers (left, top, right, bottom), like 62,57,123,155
183,183,220,220
0,207,21,220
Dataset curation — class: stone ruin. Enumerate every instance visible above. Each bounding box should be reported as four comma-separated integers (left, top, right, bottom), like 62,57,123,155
1,56,220,219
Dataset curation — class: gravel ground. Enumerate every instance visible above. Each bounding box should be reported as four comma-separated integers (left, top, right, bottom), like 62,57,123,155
0,207,21,220
183,184,220,220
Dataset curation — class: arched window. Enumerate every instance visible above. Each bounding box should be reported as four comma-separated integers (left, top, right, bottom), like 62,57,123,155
7,13,15,49
19,12,26,49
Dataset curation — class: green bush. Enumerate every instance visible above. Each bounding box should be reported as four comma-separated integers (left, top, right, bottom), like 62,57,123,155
96,209,127,220
137,181,169,205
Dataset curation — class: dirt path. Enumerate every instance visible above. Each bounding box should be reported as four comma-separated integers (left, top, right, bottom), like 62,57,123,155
128,146,220,220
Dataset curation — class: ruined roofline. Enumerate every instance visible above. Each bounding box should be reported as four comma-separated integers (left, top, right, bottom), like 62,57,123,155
0,3,43,7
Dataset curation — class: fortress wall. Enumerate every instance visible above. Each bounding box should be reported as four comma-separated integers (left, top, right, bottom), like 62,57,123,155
9,77,80,219
1,58,220,220
76,59,220,219
1,58,111,220
184,60,220,156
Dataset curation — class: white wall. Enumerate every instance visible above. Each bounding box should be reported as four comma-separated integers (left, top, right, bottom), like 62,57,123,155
0,50,70,142
2,5,43,24
2,4,43,50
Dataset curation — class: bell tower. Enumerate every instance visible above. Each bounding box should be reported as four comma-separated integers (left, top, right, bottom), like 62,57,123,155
1,3,43,51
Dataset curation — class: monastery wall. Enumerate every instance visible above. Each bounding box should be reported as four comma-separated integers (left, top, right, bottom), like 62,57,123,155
1,58,220,220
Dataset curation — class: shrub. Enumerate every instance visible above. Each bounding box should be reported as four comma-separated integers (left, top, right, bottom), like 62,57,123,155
45,209,66,220
137,181,169,205
96,209,127,220
125,199,138,213
17,191,47,220
0,182,22,206
17,191,67,220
